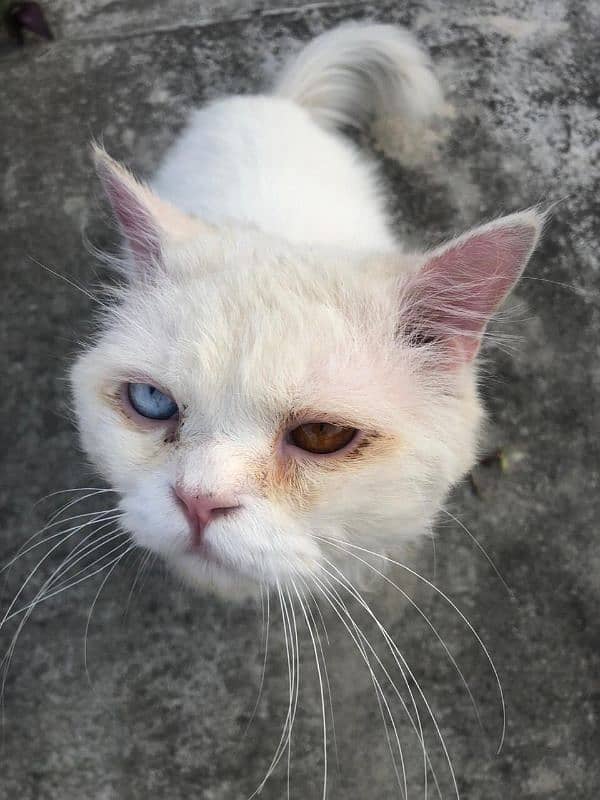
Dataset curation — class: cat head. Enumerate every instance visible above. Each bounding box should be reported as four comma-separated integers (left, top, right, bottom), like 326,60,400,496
71,149,542,595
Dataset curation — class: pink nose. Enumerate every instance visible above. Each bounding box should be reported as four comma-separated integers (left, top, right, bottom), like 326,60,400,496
175,487,240,543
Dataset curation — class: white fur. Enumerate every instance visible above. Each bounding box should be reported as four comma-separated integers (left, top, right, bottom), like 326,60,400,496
152,96,397,251
274,21,444,132
72,23,542,596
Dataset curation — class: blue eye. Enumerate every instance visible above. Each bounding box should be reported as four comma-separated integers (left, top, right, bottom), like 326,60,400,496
127,383,178,420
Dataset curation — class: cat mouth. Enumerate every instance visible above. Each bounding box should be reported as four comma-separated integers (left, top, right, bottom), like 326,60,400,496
185,538,226,567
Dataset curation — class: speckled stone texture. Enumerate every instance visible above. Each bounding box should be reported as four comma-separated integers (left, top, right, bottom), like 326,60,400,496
1,1,599,798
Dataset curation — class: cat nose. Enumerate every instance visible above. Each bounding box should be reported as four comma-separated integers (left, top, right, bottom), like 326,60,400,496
174,486,241,541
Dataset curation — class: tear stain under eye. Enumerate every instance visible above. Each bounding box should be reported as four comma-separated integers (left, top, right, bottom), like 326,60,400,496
163,429,179,445
165,405,186,445
318,430,400,471
254,429,400,512
258,452,317,511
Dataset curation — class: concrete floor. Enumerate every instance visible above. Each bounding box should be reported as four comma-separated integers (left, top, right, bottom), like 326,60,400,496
1,1,599,798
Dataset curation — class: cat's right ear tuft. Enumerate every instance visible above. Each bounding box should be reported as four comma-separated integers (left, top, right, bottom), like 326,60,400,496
92,144,205,275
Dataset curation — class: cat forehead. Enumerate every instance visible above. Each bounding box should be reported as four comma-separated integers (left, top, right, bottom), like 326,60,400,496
98,257,406,424
116,247,395,354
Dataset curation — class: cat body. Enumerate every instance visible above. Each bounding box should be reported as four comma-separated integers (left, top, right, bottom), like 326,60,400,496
72,23,542,595
152,23,444,250
153,96,396,251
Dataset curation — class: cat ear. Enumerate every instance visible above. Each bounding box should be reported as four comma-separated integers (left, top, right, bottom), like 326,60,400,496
403,210,544,363
93,145,203,271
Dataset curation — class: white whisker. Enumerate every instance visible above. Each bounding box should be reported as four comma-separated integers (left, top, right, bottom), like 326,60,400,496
298,580,339,772
29,255,98,301
314,562,430,794
45,489,119,525
308,570,409,799
291,579,329,800
284,586,299,800
6,531,130,620
85,544,136,684
1,509,121,575
35,487,118,506
242,586,271,738
1,515,121,631
324,535,486,739
248,584,295,798
440,508,512,596
319,559,455,800
42,530,130,597
0,523,128,720
319,535,506,754
124,549,154,616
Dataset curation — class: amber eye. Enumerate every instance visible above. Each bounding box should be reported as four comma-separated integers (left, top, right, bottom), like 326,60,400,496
288,422,357,454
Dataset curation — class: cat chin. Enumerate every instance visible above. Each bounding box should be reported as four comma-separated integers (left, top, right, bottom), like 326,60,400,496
169,552,262,601
166,549,314,601
164,543,421,608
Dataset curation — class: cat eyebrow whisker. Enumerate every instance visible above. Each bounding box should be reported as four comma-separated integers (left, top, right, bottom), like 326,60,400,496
519,274,595,299
28,255,98,302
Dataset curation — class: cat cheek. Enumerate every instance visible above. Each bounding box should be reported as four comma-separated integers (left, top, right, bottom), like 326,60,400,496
253,434,398,512
252,454,323,512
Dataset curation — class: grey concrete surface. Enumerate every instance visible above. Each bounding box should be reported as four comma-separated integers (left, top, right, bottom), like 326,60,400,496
38,0,362,40
1,0,599,798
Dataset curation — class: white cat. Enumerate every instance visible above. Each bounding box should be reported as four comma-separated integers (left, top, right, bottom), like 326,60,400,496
72,22,542,597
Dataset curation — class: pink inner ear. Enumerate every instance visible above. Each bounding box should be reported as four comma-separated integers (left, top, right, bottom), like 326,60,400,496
97,162,162,267
411,218,540,361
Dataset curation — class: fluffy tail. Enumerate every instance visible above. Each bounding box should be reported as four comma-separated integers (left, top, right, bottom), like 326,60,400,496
273,22,444,135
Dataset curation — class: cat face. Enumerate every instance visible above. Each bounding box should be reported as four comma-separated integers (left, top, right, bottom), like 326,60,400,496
71,151,541,595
